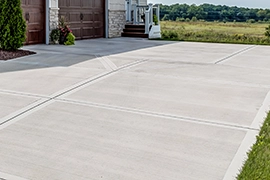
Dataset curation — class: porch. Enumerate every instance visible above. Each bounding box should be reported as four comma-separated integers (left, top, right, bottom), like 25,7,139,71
123,0,161,39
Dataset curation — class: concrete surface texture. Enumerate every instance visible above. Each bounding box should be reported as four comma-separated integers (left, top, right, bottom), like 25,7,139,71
0,38,270,180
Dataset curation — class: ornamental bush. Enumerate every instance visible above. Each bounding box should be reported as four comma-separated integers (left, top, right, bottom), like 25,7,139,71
64,33,75,45
0,0,26,50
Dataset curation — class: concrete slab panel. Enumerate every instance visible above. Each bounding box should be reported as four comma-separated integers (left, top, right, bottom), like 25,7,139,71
110,42,251,64
0,65,107,96
220,46,270,70
0,101,246,180
65,63,268,127
1,39,269,180
0,92,40,119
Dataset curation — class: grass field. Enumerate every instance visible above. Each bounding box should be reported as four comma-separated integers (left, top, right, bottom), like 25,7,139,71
161,21,270,45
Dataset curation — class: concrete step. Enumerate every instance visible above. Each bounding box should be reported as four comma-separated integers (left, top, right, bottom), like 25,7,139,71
125,24,145,29
123,28,145,33
121,32,148,38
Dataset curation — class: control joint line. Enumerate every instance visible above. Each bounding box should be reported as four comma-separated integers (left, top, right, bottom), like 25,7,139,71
0,59,148,127
57,98,259,132
215,45,256,64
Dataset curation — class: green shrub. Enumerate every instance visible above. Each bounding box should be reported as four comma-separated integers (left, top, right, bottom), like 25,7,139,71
265,25,270,38
0,0,26,50
191,17,198,22
247,19,256,23
176,17,185,22
153,14,158,25
161,30,179,39
50,29,60,44
64,33,75,45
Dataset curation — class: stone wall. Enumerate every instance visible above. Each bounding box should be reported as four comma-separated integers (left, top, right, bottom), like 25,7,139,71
108,0,126,38
49,7,59,30
108,10,126,38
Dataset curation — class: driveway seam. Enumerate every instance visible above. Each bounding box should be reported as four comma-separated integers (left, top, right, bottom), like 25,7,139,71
0,89,48,99
56,98,259,132
0,59,148,129
214,45,257,64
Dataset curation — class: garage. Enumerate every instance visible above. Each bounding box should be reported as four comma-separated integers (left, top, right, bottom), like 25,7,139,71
59,0,105,40
21,0,45,44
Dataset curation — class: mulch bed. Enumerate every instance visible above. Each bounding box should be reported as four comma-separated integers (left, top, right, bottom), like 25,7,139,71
0,49,36,61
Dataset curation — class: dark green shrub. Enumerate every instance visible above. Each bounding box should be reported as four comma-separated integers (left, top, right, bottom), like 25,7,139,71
50,29,60,44
247,19,256,23
153,14,158,25
176,17,185,22
0,0,26,50
265,25,270,38
64,33,75,45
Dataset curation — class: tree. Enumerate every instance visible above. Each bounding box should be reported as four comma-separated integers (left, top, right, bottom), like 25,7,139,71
0,0,26,50
159,3,270,22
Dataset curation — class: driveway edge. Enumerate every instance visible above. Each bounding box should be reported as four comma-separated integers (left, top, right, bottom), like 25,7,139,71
223,91,270,180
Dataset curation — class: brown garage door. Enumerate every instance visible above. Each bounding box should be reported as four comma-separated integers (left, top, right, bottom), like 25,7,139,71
59,0,105,39
21,0,45,44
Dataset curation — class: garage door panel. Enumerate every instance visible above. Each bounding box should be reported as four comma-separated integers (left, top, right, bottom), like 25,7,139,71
21,0,45,44
28,0,43,6
59,0,68,7
69,12,80,23
83,12,94,22
71,28,82,40
28,29,44,44
21,0,27,6
94,28,104,38
82,0,92,7
59,0,105,39
94,0,102,7
69,0,81,8
82,27,94,38
94,12,103,22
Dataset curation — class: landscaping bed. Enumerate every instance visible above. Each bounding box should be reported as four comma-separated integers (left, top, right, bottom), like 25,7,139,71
0,49,36,61
237,111,270,179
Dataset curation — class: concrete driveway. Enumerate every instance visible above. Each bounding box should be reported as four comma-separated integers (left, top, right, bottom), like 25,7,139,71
0,38,270,180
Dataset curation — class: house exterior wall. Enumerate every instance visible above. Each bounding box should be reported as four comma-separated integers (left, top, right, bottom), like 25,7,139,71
47,0,148,41
132,0,147,5
107,0,148,38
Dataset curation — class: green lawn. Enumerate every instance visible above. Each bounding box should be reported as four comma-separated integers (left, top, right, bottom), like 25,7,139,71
237,112,270,180
160,21,270,45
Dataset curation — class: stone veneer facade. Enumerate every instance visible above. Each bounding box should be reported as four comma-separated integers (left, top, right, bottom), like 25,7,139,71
108,10,126,37
49,0,59,31
108,0,126,38
49,7,59,31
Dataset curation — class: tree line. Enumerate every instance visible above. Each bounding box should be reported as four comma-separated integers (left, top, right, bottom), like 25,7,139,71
160,3,270,22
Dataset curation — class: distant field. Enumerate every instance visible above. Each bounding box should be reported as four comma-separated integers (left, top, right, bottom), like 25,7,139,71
161,21,270,45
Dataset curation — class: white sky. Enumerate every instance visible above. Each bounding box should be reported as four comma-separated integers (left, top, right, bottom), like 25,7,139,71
148,0,270,9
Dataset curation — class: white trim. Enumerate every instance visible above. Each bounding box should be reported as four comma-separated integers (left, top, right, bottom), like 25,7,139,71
45,0,49,44
105,0,109,38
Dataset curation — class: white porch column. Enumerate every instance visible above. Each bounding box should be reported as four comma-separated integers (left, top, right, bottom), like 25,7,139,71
46,0,59,44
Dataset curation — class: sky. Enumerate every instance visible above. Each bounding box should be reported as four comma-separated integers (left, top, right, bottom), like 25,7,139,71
148,0,270,9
